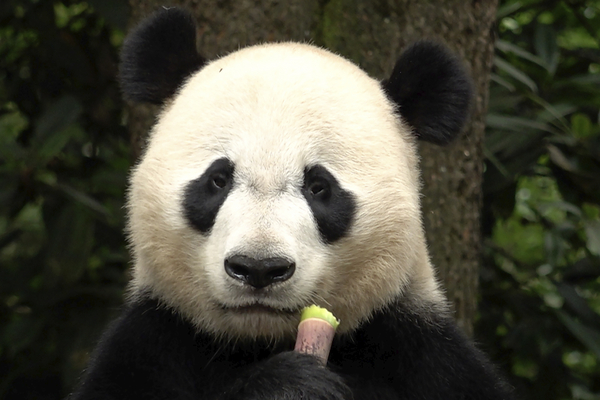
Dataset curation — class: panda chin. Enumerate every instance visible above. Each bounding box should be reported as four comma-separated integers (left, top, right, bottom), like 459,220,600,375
212,302,302,339
219,302,300,316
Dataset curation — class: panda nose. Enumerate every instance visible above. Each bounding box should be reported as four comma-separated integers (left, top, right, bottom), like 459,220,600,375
224,255,295,289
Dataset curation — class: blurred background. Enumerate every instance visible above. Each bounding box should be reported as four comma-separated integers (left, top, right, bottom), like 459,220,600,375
1,0,599,399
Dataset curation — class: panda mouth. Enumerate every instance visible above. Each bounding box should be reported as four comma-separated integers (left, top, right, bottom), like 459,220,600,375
221,303,299,316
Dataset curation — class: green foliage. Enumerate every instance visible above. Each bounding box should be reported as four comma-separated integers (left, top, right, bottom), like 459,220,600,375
480,0,600,399
0,1,130,399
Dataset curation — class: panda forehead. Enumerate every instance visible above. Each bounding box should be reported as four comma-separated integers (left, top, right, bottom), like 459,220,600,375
171,43,394,131
149,43,409,180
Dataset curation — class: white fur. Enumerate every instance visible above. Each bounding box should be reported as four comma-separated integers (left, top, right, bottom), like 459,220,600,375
127,43,446,340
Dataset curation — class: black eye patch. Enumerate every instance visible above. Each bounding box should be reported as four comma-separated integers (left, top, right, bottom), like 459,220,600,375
302,165,356,244
183,158,234,234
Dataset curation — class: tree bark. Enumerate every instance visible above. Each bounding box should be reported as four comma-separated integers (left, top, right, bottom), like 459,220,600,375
126,0,498,335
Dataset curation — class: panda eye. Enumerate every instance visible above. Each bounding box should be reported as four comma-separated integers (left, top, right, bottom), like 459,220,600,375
308,180,330,199
211,173,228,189
302,164,356,244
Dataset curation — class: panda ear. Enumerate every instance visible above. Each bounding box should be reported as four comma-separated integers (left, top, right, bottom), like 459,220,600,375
382,41,473,146
119,8,206,104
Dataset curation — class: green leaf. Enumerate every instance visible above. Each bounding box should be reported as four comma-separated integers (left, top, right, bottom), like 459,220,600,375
36,123,84,164
535,103,576,123
488,91,524,110
584,219,600,256
539,201,582,217
547,144,577,172
496,39,546,68
529,98,574,135
2,316,45,356
485,129,546,176
490,73,516,92
570,113,593,138
486,114,559,134
556,310,600,359
46,205,94,283
557,282,600,329
33,96,82,143
544,231,562,266
0,111,28,142
31,96,83,163
534,23,559,75
55,183,110,217
87,0,130,30
563,257,600,283
497,2,523,18
0,229,22,251
484,146,511,177
0,112,28,162
493,56,538,92
563,74,600,86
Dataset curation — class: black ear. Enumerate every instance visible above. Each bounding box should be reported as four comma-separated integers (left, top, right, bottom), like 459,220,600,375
382,41,473,146
119,8,206,104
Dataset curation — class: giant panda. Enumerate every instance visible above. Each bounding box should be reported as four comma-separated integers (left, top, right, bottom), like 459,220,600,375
71,7,515,400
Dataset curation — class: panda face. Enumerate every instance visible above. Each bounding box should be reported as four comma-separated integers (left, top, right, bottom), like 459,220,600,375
127,43,441,340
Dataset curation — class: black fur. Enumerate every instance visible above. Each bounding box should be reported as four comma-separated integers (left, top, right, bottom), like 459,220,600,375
302,165,356,243
332,306,515,399
183,158,235,234
70,295,515,400
119,8,205,104
382,41,473,146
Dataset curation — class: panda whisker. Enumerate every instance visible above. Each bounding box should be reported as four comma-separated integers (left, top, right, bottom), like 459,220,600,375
306,291,332,309
212,133,229,157
202,343,225,370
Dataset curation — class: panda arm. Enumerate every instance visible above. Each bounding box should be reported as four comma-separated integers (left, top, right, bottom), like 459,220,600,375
385,315,516,400
220,351,351,400
70,297,351,400
69,297,210,400
331,304,516,400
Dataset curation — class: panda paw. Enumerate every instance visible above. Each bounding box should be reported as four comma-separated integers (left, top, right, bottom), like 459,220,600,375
227,351,351,400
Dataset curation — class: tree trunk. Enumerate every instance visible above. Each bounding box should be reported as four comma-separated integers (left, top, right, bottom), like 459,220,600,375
126,0,498,335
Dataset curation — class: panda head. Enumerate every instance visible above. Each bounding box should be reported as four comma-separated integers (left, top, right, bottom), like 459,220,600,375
121,8,472,340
